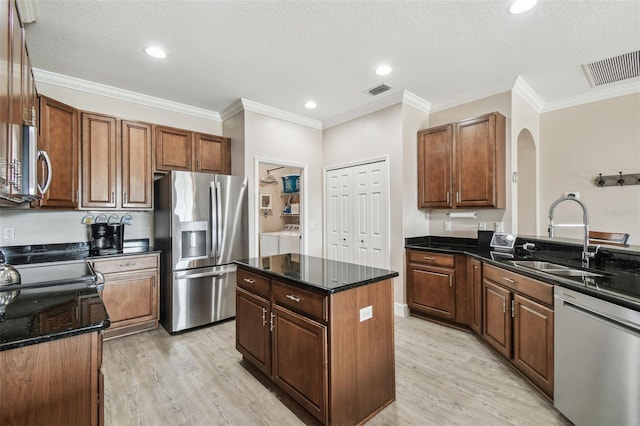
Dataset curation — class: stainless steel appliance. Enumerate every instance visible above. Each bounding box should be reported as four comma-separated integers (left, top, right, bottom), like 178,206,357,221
90,223,125,254
554,286,640,426
154,171,248,332
1,122,51,206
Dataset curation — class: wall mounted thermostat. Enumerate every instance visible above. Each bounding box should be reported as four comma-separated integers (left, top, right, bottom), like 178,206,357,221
490,232,516,250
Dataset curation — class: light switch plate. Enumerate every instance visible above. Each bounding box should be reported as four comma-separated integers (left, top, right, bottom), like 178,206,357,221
360,305,373,322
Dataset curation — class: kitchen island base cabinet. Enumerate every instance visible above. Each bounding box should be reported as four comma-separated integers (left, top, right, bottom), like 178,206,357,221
236,266,395,426
0,332,103,426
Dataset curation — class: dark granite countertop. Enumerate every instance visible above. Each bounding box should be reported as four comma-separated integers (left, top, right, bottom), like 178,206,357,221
406,235,640,312
235,254,399,294
0,281,110,352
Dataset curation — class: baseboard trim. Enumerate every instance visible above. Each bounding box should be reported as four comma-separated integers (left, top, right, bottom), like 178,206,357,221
394,303,409,318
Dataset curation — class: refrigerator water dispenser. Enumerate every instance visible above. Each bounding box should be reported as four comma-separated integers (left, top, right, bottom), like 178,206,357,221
180,221,207,259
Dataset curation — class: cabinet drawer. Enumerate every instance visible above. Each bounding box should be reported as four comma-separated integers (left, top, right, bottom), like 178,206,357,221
407,250,455,268
237,268,270,298
483,264,553,306
273,280,327,322
91,253,158,274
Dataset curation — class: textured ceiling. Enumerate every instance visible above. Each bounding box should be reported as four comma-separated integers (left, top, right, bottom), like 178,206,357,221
23,0,640,123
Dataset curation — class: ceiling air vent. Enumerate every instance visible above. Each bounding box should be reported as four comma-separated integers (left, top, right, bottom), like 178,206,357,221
582,50,640,87
368,83,391,96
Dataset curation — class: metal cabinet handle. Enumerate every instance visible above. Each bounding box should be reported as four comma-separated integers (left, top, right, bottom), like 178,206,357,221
511,299,516,318
502,277,516,284
270,312,275,332
286,294,301,302
502,298,506,313
446,192,450,203
456,192,460,203
423,256,435,261
449,275,453,288
262,307,267,326
244,278,255,284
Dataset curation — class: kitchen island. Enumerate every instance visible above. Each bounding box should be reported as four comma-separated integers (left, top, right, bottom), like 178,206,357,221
234,254,398,426
0,280,110,425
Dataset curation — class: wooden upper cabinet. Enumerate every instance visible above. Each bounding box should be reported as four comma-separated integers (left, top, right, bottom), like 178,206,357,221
8,0,23,125
81,113,118,208
417,124,452,208
121,120,152,209
38,96,79,208
417,112,505,209
194,133,230,174
454,112,506,208
154,125,192,172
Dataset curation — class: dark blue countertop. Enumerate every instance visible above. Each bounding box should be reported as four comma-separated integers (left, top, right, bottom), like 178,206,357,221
405,235,640,312
0,281,110,352
235,254,399,294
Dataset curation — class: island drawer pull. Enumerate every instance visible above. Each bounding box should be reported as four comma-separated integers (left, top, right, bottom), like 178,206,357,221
503,277,516,284
286,294,301,302
423,256,435,261
244,278,255,284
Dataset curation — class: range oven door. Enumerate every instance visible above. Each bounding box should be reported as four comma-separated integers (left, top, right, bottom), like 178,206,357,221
169,264,236,332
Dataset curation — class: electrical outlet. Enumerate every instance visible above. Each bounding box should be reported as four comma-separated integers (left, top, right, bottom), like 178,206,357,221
3,227,14,240
359,305,373,322
478,222,487,231
494,222,504,232
444,221,452,231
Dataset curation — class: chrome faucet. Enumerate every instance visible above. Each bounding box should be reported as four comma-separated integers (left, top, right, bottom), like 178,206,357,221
548,195,599,267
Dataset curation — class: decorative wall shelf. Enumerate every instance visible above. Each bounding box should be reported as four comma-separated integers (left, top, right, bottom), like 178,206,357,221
593,172,640,187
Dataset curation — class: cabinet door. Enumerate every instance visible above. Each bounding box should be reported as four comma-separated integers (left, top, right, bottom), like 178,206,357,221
194,133,230,174
417,124,453,208
513,294,554,396
81,113,117,208
271,304,327,424
38,96,79,208
101,269,157,340
121,120,152,209
454,113,505,208
407,264,456,320
8,0,22,125
469,258,483,334
154,125,192,172
236,287,271,375
482,279,512,358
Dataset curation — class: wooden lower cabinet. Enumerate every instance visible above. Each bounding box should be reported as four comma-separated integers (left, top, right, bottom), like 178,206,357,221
468,257,483,334
236,267,395,425
0,332,103,426
482,263,554,397
90,253,159,340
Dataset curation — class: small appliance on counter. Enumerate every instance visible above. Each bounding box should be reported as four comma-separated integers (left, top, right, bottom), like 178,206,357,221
90,223,125,255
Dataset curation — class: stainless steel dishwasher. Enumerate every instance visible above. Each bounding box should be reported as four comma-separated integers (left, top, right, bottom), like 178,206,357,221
554,286,640,426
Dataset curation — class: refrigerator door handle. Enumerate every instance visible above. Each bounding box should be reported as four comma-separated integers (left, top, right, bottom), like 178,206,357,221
174,265,236,280
215,181,223,258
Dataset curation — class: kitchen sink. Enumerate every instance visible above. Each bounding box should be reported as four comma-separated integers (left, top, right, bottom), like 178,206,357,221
510,260,569,271
545,269,604,277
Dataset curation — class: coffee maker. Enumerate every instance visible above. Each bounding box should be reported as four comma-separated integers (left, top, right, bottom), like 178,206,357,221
90,223,125,254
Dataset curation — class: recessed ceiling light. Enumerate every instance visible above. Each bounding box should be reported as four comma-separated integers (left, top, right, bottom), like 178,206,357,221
375,65,392,76
508,0,538,14
145,46,167,59
305,101,317,109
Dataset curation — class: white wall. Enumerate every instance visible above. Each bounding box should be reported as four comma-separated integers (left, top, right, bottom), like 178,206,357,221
323,104,406,308
223,111,246,176
243,111,323,257
539,93,640,245
427,92,512,237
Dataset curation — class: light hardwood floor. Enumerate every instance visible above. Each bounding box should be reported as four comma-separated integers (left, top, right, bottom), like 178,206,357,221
103,316,569,425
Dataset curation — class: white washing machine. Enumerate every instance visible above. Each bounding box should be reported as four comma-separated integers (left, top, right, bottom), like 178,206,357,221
259,224,301,256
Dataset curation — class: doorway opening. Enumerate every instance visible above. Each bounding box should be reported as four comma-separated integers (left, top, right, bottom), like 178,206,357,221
256,159,305,257
516,128,537,235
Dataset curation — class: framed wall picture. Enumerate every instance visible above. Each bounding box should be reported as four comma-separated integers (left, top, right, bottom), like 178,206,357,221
260,193,272,210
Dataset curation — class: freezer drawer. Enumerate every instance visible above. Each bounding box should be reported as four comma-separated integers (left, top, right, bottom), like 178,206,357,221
163,265,237,333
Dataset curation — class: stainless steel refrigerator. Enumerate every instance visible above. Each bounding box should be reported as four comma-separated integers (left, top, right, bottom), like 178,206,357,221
154,171,248,332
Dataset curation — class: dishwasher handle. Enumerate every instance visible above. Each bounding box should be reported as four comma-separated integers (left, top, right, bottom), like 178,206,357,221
562,299,640,335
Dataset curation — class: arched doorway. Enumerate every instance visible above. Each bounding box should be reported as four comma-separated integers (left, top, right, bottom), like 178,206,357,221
516,129,537,236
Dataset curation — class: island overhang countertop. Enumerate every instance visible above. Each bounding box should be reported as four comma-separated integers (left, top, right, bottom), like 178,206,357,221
234,254,399,294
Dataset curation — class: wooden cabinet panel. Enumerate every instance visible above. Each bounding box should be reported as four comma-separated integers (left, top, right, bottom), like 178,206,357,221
121,120,152,209
407,250,455,267
194,132,230,174
272,304,328,423
236,287,271,375
0,332,102,426
408,265,456,320
8,1,22,125
469,257,483,334
513,294,554,396
482,279,512,358
272,279,327,322
417,124,452,208
38,96,79,208
81,113,117,208
237,268,270,298
483,263,553,306
0,0,9,196
155,125,192,171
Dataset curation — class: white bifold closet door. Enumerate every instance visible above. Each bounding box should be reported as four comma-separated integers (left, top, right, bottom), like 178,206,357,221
326,160,389,268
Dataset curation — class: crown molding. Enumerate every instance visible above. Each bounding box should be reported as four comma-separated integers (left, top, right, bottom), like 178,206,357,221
220,99,244,122
402,90,431,114
33,68,221,121
541,79,640,112
429,82,514,113
239,98,323,130
512,77,545,113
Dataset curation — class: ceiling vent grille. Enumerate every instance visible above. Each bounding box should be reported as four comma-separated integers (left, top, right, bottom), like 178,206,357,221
583,50,640,87
368,84,391,96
